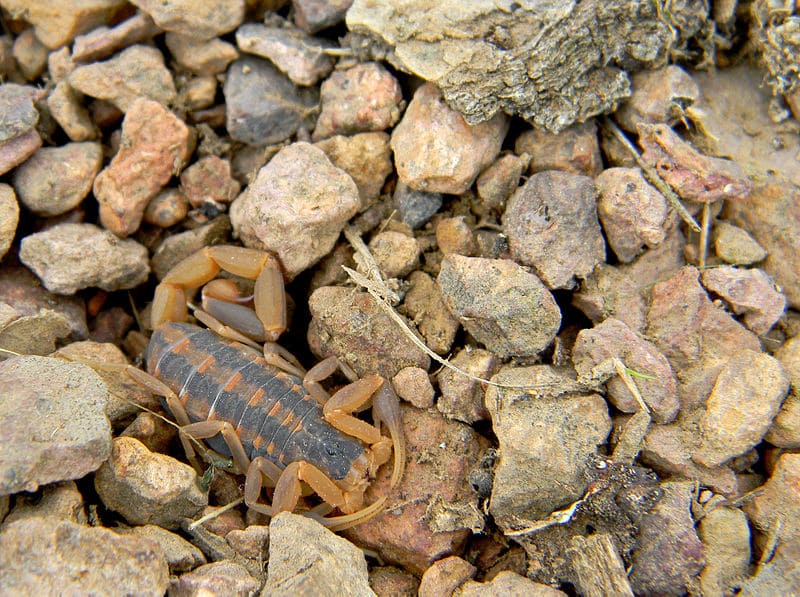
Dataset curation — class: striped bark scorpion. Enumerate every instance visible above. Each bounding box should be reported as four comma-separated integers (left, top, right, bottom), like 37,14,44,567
129,245,405,531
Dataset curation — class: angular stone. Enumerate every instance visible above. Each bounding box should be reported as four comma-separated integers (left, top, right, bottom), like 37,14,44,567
514,121,602,177
615,65,700,132
0,183,18,260
129,0,244,39
165,33,238,75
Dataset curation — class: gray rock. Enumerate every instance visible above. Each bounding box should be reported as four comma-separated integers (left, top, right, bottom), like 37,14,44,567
71,12,161,63
12,142,103,216
437,255,561,358
236,21,334,86
130,0,244,39
224,56,318,146
0,183,19,260
0,83,40,145
94,436,207,529
294,0,350,33
346,0,706,132
503,170,605,289
19,223,150,294
69,45,176,112
486,366,611,530
0,355,110,495
0,518,169,596
391,83,508,194
629,481,705,595
264,512,374,596
393,182,442,229
230,142,358,278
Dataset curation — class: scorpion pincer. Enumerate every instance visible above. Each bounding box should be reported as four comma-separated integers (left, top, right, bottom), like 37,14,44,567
133,245,405,531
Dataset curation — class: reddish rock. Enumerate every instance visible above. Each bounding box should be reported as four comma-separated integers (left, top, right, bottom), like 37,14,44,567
595,167,670,263
638,123,752,204
573,318,679,423
646,266,761,410
180,155,240,210
724,181,800,308
94,98,192,237
503,170,605,289
700,266,786,335
0,127,41,176
744,452,800,536
314,62,404,140
344,405,487,576
436,216,477,257
615,65,700,132
629,481,705,595
514,120,602,177
391,83,508,194
143,188,189,228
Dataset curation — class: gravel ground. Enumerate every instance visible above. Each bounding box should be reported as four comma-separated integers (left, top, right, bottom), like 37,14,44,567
1,1,799,595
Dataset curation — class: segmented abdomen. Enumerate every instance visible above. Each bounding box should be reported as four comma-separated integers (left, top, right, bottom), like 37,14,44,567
145,322,364,481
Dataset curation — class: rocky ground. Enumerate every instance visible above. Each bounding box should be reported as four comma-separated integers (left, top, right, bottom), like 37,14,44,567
1,0,799,595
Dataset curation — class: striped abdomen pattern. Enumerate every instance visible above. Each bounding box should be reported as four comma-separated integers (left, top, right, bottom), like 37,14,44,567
145,322,365,482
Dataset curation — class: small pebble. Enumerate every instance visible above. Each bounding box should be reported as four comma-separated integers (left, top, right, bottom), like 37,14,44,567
224,56,318,146
178,75,218,111
475,153,527,215
392,366,435,409
712,220,767,265
293,0,351,33
265,513,373,595
20,222,150,294
695,350,789,468
394,182,442,229
514,120,602,176
93,97,192,237
370,566,420,596
437,348,498,424
402,270,460,355
436,216,477,256
0,355,110,495
0,127,42,176
69,45,177,112
46,81,97,141
230,142,359,278
419,556,476,597
392,83,508,194
236,20,334,86
615,65,700,132
121,412,177,454
572,263,647,333
503,170,605,289
180,155,241,209
438,255,560,358
456,571,567,596
308,286,430,378
151,216,231,280
226,525,270,561
0,518,169,595
313,62,404,139
315,132,393,210
629,481,705,595
369,230,420,278
11,28,48,81
0,183,19,259
130,0,245,39
700,266,786,335
1,0,127,50
573,318,680,423
117,524,207,574
94,436,208,529
5,481,86,525
171,560,260,597
698,507,750,596
165,33,239,75
71,12,161,63
12,142,103,216
595,167,670,263
143,188,190,228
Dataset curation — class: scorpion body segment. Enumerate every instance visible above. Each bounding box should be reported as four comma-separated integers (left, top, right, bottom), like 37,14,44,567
146,322,371,491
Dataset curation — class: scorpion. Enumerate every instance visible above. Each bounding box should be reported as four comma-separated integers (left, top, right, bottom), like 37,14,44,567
128,245,405,531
